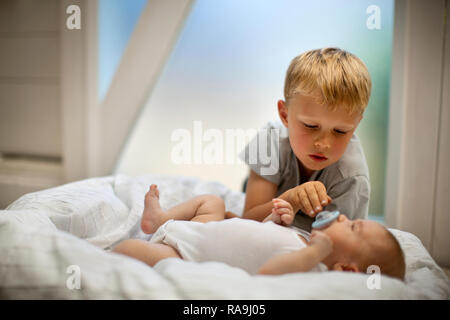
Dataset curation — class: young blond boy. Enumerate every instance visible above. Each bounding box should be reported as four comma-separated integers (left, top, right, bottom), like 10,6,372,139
238,48,372,232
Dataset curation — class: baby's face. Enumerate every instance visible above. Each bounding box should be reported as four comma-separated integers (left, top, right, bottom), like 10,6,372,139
279,93,362,174
318,214,387,259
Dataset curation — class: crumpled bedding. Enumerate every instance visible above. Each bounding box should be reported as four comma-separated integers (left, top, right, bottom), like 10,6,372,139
0,174,449,299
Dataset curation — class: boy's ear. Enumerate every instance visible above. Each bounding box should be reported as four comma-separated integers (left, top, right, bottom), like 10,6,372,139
358,113,363,123
332,262,360,273
277,100,289,127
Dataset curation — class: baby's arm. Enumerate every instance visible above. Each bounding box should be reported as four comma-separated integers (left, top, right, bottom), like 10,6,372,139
257,230,332,275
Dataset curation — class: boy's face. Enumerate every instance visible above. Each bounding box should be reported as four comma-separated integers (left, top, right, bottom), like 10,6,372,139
278,93,362,174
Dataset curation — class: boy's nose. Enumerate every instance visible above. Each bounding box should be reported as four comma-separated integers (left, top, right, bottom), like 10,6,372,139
314,142,329,150
314,135,331,150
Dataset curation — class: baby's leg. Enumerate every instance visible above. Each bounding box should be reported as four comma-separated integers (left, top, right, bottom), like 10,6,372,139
141,184,225,234
112,239,181,267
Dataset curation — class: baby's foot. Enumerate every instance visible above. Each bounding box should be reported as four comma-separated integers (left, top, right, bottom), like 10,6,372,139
141,184,165,234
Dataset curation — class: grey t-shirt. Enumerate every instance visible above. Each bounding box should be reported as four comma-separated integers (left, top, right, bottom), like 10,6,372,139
239,121,370,232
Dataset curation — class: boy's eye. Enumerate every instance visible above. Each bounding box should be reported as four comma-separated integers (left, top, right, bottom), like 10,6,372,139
334,129,347,135
303,123,318,129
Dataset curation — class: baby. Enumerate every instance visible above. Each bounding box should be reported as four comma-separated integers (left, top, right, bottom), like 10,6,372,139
113,185,405,280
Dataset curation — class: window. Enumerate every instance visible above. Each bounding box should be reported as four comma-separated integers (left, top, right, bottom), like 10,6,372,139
98,0,147,101
111,0,394,219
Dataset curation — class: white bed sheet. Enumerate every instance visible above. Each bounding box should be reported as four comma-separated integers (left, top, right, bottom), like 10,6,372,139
0,174,449,299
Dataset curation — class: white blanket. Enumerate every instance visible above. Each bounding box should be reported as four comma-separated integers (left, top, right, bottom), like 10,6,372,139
0,174,449,299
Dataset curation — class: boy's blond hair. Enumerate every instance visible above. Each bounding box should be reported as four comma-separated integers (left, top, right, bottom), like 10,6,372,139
284,48,372,115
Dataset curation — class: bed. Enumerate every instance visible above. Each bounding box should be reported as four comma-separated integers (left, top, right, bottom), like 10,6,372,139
0,174,449,299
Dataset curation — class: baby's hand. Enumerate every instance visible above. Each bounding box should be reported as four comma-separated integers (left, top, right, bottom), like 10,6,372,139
309,230,333,259
271,198,294,225
263,198,294,225
291,181,332,217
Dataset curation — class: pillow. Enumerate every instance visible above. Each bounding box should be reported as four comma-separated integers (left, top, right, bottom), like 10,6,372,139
389,228,450,299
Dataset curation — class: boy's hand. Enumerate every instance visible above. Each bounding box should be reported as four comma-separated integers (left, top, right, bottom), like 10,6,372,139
263,198,294,226
309,230,333,259
290,181,332,217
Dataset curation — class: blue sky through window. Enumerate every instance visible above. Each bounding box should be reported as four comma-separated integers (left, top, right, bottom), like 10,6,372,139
98,0,147,101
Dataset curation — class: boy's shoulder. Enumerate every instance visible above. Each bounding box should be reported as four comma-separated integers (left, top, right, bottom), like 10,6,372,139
326,134,370,181
256,120,291,158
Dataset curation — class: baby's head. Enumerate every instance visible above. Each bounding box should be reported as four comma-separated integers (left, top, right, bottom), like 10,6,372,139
318,214,406,280
278,48,372,174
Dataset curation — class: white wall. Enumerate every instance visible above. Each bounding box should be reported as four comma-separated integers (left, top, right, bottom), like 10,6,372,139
385,0,449,266
0,0,63,208
0,0,61,157
431,0,450,266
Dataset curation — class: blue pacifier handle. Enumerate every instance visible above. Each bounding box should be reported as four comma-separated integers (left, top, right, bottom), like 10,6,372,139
311,210,340,229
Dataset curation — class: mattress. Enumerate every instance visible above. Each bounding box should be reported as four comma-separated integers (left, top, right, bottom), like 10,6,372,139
0,174,449,299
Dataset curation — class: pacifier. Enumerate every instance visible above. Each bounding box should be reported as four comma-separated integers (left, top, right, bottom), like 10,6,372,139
311,210,340,229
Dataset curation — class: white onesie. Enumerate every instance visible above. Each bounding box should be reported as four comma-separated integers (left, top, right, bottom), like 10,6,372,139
149,218,328,275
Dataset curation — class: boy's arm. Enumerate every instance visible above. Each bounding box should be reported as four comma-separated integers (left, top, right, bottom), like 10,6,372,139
243,170,333,222
242,170,278,221
243,170,308,221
